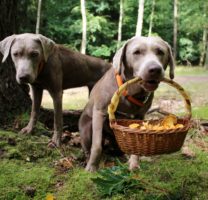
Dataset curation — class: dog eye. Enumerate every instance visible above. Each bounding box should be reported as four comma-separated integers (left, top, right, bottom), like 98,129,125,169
156,48,164,56
30,52,39,58
13,52,19,57
134,50,141,55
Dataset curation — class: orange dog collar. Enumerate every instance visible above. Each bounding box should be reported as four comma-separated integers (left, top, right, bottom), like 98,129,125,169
115,71,145,107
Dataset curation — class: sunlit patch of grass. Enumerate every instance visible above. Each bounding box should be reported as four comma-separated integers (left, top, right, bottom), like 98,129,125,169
192,106,208,119
41,87,88,110
175,66,208,76
153,76,208,117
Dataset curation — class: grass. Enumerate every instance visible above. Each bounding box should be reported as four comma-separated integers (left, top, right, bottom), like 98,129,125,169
1,66,208,199
175,66,208,76
155,66,208,119
41,87,89,110
192,106,208,119
0,128,208,200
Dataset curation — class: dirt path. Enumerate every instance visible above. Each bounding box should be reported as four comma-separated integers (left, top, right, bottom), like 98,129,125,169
41,75,208,111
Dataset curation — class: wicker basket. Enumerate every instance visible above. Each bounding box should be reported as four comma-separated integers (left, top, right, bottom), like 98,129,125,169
108,77,192,156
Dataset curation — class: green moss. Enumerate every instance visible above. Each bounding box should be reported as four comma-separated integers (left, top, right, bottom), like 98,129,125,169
0,128,208,200
0,160,55,200
56,168,99,200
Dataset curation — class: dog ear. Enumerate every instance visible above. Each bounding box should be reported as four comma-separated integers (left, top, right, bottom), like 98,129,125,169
37,34,55,62
166,43,175,79
0,35,16,63
113,41,128,74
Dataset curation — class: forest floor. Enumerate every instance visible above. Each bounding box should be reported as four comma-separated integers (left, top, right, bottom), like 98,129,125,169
0,67,208,200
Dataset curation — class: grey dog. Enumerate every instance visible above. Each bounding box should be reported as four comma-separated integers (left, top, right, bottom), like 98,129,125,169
0,33,111,147
79,36,175,172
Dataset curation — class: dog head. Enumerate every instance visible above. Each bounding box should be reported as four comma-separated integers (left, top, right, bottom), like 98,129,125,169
0,33,55,84
113,36,175,91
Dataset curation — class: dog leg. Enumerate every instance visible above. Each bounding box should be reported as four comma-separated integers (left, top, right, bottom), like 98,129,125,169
79,113,92,159
49,90,63,147
21,85,43,134
85,108,105,172
128,155,140,170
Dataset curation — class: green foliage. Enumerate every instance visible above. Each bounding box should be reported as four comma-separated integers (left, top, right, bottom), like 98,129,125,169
179,38,199,64
14,0,207,64
92,161,143,197
89,44,111,57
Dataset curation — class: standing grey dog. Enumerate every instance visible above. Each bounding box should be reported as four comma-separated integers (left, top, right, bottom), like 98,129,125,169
0,33,111,147
79,36,175,172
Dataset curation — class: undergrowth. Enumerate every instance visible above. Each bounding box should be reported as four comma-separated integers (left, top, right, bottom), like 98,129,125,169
0,124,208,200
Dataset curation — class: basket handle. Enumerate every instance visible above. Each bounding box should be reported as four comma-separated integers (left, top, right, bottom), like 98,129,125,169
108,77,192,121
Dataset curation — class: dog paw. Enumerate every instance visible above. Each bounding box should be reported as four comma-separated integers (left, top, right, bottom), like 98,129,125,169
47,141,58,148
48,140,61,148
20,126,33,134
48,134,61,148
129,162,140,171
128,155,140,171
85,164,98,172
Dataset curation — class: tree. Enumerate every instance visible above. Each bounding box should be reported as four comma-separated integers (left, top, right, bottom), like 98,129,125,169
173,0,178,61
136,0,145,36
148,0,155,36
35,0,42,34
80,0,87,54
200,2,208,66
0,0,31,125
117,0,124,49
200,27,207,66
205,41,208,69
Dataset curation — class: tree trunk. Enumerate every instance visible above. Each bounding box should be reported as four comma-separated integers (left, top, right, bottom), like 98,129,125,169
117,0,124,49
35,0,42,34
200,3,208,67
136,0,145,36
173,0,178,61
0,0,17,39
200,28,207,66
148,0,155,37
0,0,31,126
80,0,87,54
205,39,208,69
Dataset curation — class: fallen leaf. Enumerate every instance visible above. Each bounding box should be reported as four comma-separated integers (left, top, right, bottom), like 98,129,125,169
46,193,55,200
55,157,74,170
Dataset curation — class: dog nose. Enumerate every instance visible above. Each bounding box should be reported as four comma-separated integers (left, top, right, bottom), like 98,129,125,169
148,65,162,75
19,74,30,83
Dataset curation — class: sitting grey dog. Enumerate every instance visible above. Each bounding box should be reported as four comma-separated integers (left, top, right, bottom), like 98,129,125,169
79,36,175,172
0,33,111,147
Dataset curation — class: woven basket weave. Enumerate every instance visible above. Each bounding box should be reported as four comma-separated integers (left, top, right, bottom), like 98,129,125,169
108,77,192,156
